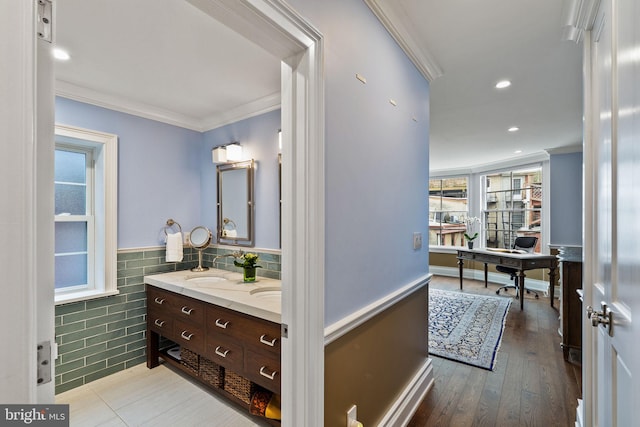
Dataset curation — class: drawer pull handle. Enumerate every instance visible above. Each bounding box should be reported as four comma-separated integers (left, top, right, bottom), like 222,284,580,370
215,319,230,329
180,331,194,341
154,319,166,327
154,297,165,305
181,306,194,315
259,334,278,347
259,366,278,380
214,346,229,358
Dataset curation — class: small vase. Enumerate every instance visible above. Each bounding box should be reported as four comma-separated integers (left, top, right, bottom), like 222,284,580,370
467,241,474,249
243,267,257,282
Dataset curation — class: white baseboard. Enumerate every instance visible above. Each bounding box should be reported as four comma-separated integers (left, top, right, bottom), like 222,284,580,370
377,358,434,427
429,265,552,296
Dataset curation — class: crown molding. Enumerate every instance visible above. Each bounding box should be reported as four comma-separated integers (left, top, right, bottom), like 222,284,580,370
201,92,281,131
55,80,204,131
545,143,583,155
363,0,443,82
56,80,281,132
562,0,602,42
431,151,550,177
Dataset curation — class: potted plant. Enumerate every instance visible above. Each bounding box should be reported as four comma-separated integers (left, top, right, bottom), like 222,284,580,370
464,217,481,249
234,252,262,282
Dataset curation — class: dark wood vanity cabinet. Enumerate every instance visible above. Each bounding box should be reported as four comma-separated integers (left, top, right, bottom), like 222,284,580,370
146,285,282,405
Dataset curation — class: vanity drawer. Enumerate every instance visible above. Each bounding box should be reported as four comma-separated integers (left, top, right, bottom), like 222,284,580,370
204,333,243,373
244,348,281,394
206,306,281,355
174,319,205,354
147,309,174,337
147,287,205,324
147,286,174,311
170,294,205,324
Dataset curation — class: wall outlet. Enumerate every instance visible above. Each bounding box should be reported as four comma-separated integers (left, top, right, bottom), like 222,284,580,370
347,405,357,426
413,232,422,250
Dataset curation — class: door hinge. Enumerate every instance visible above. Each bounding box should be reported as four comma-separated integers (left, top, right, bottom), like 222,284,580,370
37,341,52,385
37,0,53,43
281,323,289,338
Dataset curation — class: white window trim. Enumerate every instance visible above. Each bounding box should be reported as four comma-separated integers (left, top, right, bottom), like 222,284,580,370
54,124,118,305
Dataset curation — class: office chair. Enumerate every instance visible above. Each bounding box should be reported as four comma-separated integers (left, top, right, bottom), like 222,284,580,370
495,236,539,299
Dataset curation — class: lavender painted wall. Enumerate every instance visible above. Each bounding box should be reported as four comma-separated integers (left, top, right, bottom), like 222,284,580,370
287,0,430,325
55,97,281,249
201,110,281,249
550,151,583,246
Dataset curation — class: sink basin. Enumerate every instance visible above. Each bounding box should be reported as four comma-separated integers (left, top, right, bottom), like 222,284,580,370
249,287,282,301
185,276,227,285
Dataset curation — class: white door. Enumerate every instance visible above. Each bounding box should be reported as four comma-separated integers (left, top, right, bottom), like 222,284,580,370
0,0,56,402
585,0,640,424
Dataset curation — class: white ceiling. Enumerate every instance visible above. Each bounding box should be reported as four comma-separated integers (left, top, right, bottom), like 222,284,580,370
55,0,583,170
55,0,281,131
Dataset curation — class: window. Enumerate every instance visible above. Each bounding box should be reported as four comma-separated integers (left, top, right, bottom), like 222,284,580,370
482,167,542,252
429,177,469,247
55,147,92,290
54,124,118,304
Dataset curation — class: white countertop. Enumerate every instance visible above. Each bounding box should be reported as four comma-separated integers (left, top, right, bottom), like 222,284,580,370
144,269,281,324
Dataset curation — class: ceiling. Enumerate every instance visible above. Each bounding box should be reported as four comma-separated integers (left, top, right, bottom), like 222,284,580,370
55,0,583,171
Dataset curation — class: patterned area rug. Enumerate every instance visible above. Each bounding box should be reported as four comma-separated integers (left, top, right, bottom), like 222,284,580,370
429,289,511,371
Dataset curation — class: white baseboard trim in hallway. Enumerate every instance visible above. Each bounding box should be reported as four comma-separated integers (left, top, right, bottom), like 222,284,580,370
377,358,434,427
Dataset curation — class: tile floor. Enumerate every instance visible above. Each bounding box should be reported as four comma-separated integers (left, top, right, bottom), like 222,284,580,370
56,363,261,427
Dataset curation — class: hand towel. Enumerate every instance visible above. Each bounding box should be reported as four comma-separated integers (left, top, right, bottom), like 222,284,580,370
166,232,183,262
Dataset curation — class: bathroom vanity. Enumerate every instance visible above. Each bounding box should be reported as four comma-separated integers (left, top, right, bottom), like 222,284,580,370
145,270,281,423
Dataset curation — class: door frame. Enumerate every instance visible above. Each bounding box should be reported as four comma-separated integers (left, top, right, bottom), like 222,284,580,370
193,4,327,424
1,0,56,403
7,0,325,422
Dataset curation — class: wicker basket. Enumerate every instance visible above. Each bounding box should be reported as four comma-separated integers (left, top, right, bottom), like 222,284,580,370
180,347,199,374
199,357,224,388
224,370,254,404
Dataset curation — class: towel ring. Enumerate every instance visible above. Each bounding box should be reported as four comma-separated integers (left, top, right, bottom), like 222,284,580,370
164,219,182,236
222,217,237,230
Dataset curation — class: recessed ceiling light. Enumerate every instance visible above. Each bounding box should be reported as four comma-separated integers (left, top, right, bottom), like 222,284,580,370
514,150,522,154
53,48,70,61
508,126,519,132
495,80,511,89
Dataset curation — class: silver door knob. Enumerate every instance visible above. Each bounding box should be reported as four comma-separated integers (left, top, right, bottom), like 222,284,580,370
586,302,613,336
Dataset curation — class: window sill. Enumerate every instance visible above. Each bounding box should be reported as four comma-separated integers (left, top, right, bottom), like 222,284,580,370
429,245,467,254
55,289,120,306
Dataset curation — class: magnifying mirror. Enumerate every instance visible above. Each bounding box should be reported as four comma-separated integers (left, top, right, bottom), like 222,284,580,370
190,226,212,272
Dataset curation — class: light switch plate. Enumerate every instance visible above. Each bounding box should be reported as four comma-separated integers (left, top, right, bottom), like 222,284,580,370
413,232,422,250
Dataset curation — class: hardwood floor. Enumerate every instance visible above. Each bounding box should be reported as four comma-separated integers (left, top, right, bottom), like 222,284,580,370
408,275,582,427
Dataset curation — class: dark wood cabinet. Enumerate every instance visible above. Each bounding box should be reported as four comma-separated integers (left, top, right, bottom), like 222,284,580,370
558,247,582,364
146,285,281,423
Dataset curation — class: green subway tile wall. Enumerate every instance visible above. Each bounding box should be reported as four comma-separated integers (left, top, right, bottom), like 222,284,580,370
54,246,280,394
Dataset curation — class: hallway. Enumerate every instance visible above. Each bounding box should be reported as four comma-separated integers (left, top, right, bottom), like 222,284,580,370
409,275,581,426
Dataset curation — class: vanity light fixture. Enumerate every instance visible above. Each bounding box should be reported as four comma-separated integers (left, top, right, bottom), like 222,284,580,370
212,142,243,164
226,143,243,161
212,146,227,164
495,80,511,89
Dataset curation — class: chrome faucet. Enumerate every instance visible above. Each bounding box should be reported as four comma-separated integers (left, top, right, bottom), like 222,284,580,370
212,250,243,265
